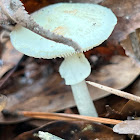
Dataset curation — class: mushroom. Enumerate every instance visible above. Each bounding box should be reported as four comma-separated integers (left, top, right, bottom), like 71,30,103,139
10,3,117,116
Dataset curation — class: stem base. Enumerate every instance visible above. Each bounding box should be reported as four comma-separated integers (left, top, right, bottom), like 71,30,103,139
71,80,98,117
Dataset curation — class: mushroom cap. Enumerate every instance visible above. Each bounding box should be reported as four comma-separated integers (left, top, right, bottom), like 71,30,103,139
10,3,117,59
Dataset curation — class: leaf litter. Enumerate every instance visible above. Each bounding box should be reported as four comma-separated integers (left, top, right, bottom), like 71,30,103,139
0,0,140,139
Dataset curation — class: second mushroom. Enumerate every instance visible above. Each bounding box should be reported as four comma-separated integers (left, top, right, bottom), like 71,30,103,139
10,3,117,117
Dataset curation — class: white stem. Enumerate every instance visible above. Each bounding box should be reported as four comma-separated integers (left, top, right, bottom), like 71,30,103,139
71,80,98,117
59,53,98,117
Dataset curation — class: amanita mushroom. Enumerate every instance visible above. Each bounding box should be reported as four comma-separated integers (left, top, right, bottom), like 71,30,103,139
10,3,117,117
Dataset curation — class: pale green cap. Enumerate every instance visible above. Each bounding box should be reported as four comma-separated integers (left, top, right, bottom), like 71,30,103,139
10,3,117,59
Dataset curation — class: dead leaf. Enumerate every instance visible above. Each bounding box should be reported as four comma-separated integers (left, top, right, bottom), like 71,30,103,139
0,41,23,78
95,95,128,120
0,55,139,124
119,78,140,119
121,28,140,66
88,55,140,89
14,121,126,140
101,0,140,43
85,42,125,64
120,100,140,119
21,0,49,13
126,77,140,97
113,120,140,135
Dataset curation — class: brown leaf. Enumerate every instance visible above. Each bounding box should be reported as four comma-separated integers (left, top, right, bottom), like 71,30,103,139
97,95,128,120
121,28,140,65
0,41,23,78
119,78,140,119
0,55,139,124
120,100,140,119
127,77,140,97
85,42,125,63
88,55,140,89
21,0,49,13
14,121,126,140
101,0,140,43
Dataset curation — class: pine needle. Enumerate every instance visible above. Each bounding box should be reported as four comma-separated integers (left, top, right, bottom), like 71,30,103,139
18,111,122,125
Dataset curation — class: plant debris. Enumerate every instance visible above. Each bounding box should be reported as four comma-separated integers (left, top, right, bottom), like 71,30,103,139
113,120,140,135
0,0,140,140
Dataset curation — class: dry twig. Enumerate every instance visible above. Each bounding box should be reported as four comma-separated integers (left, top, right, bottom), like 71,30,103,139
87,81,140,103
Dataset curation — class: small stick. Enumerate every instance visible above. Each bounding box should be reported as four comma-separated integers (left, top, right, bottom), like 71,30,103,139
18,111,122,125
86,81,140,103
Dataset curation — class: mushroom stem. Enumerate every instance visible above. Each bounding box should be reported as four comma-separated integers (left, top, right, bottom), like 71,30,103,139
59,53,98,117
71,80,98,117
